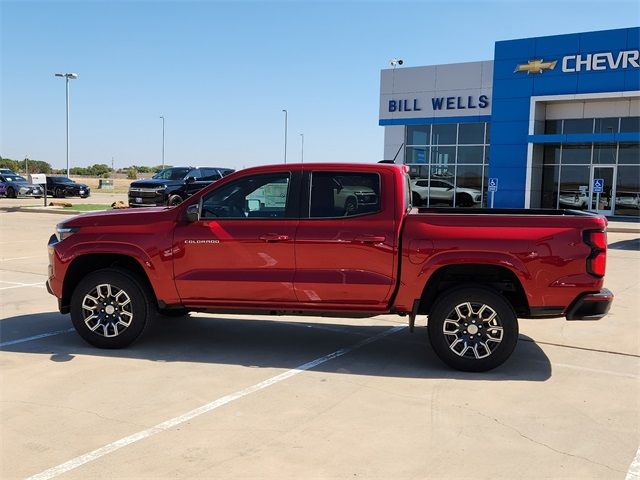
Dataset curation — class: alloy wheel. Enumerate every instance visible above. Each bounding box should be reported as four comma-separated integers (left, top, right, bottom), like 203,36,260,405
442,301,504,359
81,283,133,337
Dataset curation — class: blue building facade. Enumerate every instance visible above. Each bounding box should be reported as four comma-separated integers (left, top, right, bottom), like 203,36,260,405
380,27,640,217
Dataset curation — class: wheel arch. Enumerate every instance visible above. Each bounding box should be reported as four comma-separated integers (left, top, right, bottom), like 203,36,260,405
418,264,530,317
61,254,157,313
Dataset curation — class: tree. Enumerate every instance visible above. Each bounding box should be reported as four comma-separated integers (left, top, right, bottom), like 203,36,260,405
127,168,138,180
0,157,19,172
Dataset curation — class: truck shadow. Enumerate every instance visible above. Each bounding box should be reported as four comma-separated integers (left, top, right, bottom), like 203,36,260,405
608,238,640,251
1,312,552,382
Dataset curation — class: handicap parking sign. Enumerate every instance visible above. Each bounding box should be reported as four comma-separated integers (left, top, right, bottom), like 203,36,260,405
593,178,604,193
488,178,498,192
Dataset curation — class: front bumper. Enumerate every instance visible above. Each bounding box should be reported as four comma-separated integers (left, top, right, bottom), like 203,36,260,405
566,288,613,320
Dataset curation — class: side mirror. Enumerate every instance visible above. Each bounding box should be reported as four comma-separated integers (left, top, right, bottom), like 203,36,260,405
185,203,200,222
186,176,196,184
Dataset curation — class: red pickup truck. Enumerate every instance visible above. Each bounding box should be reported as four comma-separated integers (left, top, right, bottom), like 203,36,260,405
47,163,612,371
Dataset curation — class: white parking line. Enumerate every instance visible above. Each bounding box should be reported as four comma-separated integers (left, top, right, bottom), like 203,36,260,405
0,282,44,291
0,328,75,348
1,255,41,261
627,446,640,480
26,325,405,480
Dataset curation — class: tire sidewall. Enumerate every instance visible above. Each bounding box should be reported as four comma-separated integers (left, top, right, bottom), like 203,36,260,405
428,286,519,372
70,269,150,348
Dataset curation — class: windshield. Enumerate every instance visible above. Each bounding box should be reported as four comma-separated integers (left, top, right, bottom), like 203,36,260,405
152,167,191,181
53,177,74,183
2,175,26,182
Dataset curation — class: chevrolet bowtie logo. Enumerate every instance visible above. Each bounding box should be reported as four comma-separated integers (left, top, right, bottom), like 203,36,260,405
514,59,558,74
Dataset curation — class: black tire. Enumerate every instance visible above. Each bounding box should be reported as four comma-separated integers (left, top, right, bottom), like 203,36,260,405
70,268,153,348
158,308,189,318
456,193,473,207
55,187,65,198
412,191,422,207
168,194,183,207
427,286,518,372
7,187,16,198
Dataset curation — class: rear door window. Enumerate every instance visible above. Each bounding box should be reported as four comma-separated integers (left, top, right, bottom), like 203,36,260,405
309,172,380,218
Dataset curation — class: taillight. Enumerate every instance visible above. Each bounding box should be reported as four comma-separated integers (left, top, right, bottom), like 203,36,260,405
584,230,607,277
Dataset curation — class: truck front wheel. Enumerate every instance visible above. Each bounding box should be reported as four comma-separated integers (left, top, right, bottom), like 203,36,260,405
70,268,153,348
427,286,518,372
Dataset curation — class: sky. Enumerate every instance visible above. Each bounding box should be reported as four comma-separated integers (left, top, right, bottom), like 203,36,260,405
1,0,639,171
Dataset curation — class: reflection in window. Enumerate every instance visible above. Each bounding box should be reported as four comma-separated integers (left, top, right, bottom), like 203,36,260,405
431,146,456,165
618,143,640,164
309,172,380,218
620,117,640,133
563,118,594,134
201,173,290,219
541,165,559,208
543,144,561,164
592,144,617,164
456,165,483,207
562,144,592,164
431,124,457,145
615,166,640,217
545,120,562,134
457,146,484,163
405,147,429,164
458,123,485,144
558,166,590,210
407,125,430,145
594,118,619,134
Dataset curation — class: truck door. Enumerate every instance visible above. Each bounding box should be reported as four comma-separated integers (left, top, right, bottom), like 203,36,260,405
293,170,398,307
173,171,299,305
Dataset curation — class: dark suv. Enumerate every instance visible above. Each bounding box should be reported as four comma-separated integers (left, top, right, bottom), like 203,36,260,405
128,166,234,207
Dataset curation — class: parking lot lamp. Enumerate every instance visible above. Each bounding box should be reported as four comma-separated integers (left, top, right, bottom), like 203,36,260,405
54,73,78,178
160,116,165,169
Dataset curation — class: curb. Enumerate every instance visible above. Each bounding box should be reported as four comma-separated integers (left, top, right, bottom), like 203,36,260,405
0,207,97,216
608,227,640,234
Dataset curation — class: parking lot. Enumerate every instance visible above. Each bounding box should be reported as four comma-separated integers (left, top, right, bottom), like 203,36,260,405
1,210,639,479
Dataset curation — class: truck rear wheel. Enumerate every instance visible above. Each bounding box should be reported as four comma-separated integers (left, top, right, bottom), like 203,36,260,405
70,268,153,348
427,286,518,372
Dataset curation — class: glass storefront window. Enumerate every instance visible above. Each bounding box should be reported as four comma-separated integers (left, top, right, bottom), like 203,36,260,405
620,116,640,133
543,144,561,164
541,165,560,208
458,123,485,144
594,118,619,134
457,146,484,164
618,143,640,164
562,144,592,164
485,123,490,143
615,166,640,217
558,166,590,210
407,125,430,146
431,124,457,145
593,144,617,164
431,146,456,165
405,147,429,164
456,165,483,207
563,118,594,134
545,120,562,134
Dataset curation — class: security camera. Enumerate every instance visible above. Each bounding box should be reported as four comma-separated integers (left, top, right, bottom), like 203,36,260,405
390,58,404,67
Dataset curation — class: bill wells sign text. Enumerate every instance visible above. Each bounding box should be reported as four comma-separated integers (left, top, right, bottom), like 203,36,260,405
388,95,489,112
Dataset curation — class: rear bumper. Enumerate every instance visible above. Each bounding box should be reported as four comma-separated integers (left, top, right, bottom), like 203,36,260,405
566,288,613,320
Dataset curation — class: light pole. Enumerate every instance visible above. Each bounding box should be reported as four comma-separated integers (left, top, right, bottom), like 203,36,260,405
54,72,78,178
282,109,288,164
159,115,165,169
299,133,304,163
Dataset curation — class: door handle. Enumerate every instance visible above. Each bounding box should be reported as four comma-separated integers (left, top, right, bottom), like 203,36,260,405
259,234,290,242
353,235,386,244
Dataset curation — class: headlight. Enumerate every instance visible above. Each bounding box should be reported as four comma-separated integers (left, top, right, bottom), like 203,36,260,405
55,224,79,242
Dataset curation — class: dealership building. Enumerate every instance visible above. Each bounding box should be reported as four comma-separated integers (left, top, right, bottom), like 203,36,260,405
380,27,639,217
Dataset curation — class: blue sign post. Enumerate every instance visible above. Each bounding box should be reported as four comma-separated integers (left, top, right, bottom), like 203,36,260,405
488,178,498,208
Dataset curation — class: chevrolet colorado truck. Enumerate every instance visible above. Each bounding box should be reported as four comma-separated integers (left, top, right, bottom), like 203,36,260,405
47,163,612,371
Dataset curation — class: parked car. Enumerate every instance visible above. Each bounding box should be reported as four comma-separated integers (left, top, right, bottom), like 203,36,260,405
559,190,589,209
128,166,234,207
0,173,43,198
0,168,17,175
615,191,640,210
47,163,612,372
46,176,90,198
411,178,482,207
